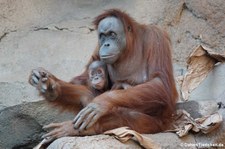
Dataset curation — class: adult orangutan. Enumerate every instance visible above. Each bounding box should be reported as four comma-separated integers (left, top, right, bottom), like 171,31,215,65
29,9,178,140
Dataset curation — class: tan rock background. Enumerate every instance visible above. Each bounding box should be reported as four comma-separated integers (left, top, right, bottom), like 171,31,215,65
0,0,225,148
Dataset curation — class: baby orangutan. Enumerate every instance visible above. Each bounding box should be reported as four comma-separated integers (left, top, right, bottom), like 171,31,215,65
88,61,132,94
88,61,110,95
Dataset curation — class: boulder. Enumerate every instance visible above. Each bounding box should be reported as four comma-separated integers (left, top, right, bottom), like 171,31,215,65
0,100,74,149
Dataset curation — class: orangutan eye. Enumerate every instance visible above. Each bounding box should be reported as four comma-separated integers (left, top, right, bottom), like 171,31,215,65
110,32,116,38
100,33,106,39
97,69,102,74
90,71,94,76
99,33,106,45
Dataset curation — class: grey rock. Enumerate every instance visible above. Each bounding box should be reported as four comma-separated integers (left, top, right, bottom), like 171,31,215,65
0,101,74,149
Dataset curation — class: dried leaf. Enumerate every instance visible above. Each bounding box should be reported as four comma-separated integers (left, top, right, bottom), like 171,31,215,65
104,127,161,149
176,124,192,137
197,112,223,134
169,110,223,137
181,45,225,101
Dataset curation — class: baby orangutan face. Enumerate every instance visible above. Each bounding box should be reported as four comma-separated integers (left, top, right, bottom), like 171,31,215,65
88,61,108,91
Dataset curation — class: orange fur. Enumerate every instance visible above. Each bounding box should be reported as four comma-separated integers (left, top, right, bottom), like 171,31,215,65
46,9,178,134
